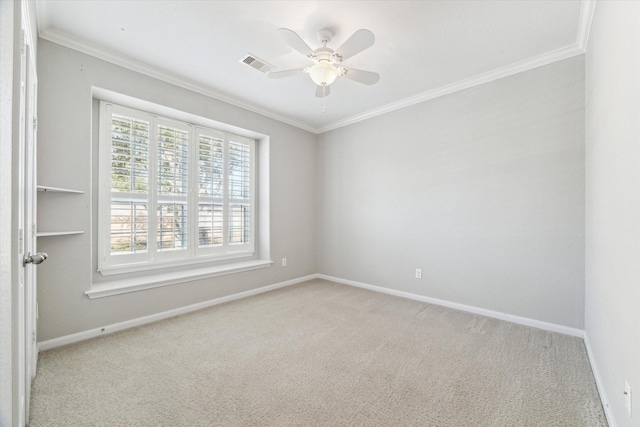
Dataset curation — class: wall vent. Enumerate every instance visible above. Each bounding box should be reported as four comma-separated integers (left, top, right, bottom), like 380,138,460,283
239,54,273,73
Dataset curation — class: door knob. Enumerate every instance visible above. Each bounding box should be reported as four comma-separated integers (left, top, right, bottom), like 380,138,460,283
23,252,48,266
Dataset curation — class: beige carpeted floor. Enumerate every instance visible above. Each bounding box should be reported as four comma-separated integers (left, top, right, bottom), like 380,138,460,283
29,279,607,426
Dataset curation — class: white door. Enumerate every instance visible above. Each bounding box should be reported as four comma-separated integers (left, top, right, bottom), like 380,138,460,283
23,38,39,418
16,25,28,427
17,3,41,424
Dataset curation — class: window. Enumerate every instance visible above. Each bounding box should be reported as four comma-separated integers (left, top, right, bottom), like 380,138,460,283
98,102,256,274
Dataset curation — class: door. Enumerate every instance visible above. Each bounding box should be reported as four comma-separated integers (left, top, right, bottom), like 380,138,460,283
15,24,28,427
23,38,39,418
17,3,42,424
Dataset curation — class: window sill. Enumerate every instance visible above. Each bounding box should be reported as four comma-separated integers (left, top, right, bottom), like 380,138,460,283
98,251,255,276
85,259,273,299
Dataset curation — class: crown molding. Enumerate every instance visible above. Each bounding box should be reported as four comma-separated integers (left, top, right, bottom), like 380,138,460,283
576,0,596,51
38,28,318,134
317,43,584,134
34,0,50,37
36,0,593,135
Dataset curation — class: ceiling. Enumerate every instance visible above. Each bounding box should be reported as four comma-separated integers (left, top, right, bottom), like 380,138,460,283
36,1,593,134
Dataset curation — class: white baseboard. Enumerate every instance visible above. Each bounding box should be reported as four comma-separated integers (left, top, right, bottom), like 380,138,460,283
38,274,316,351
39,272,584,348
317,274,585,338
583,332,617,427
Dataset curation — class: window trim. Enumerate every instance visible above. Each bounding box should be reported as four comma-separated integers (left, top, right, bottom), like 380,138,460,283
97,100,258,276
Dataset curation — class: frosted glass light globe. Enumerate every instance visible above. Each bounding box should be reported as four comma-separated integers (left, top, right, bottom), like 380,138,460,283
309,62,338,86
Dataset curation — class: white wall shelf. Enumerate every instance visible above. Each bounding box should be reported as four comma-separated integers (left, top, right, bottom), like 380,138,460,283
37,185,84,194
37,231,84,237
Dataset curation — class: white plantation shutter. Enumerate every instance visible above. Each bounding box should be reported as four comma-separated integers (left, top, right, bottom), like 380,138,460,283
197,130,225,251
196,129,254,256
98,102,255,274
156,120,190,258
104,105,152,265
228,139,252,246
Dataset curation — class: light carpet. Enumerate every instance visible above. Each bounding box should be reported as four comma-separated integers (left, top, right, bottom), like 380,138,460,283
29,279,607,426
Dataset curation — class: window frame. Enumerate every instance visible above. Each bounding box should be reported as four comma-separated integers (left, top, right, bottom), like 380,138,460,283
97,101,256,276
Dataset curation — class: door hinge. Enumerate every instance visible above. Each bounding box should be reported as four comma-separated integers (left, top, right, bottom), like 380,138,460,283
32,330,36,343
33,117,38,131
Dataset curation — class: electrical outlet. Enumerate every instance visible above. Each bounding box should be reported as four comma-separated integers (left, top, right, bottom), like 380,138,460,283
415,268,422,279
281,258,287,267
625,381,632,417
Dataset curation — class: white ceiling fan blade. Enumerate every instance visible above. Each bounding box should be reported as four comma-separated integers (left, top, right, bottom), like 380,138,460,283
267,69,305,79
315,85,330,98
277,28,314,56
341,68,380,85
335,29,375,62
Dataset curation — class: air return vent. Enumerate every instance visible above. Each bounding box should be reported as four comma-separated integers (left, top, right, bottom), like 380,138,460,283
239,54,273,73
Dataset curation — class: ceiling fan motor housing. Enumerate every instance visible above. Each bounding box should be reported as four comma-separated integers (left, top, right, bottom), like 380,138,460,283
316,28,333,44
314,47,335,63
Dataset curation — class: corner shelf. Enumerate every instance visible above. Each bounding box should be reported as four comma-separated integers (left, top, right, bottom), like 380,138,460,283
37,184,85,237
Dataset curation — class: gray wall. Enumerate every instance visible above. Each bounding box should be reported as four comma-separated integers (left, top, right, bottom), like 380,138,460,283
38,34,589,339
585,2,640,426
317,56,585,329
37,40,317,341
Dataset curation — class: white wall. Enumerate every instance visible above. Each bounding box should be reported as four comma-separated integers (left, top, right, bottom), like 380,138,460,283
36,39,317,341
317,56,585,329
585,1,640,426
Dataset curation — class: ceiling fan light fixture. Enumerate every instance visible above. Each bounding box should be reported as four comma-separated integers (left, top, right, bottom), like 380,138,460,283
309,62,338,86
270,27,379,96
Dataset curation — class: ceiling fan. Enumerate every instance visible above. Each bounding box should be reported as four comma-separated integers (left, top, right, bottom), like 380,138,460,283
267,28,380,98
